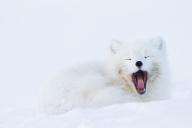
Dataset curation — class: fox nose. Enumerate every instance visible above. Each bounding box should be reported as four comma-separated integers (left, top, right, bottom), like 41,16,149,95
135,61,143,68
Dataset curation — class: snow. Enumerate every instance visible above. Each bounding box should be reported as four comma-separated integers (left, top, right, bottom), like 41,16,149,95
0,0,192,128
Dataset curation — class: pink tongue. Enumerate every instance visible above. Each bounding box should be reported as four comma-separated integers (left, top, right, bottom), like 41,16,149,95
137,78,145,89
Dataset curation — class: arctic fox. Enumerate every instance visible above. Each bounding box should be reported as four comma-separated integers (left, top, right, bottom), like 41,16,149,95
42,37,170,113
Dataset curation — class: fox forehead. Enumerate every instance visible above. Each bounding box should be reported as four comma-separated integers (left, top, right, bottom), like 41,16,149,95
118,43,157,58
110,37,165,59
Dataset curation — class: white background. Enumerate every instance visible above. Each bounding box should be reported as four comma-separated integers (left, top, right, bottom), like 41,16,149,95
0,0,192,127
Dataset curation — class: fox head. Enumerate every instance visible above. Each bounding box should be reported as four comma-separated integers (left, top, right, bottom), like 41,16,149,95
108,37,168,95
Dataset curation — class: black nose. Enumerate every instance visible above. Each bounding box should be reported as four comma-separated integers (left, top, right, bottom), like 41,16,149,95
136,61,143,68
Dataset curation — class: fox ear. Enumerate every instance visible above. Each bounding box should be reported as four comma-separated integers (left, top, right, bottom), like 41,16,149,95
151,37,165,50
110,40,123,54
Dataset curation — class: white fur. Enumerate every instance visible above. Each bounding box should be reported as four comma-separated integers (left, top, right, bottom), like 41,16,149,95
41,37,171,113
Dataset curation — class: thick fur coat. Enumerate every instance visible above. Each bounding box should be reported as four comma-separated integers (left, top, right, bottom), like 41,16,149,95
42,37,170,113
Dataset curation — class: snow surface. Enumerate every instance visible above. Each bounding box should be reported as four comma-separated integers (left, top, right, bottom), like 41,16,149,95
0,0,192,128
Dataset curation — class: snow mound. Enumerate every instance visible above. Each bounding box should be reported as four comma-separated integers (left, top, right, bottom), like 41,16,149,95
1,82,192,128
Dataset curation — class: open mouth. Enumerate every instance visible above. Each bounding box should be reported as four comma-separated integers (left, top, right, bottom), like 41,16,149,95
132,70,148,95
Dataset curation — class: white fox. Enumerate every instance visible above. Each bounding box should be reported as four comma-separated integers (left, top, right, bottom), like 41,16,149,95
42,37,170,113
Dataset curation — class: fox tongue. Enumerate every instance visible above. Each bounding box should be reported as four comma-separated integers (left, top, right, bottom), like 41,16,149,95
137,78,145,90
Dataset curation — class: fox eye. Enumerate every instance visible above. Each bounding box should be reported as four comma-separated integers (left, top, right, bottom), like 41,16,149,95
125,58,132,60
144,56,150,59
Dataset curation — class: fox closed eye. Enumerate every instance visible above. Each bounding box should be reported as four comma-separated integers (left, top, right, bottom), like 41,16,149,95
125,58,132,60
144,56,151,59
